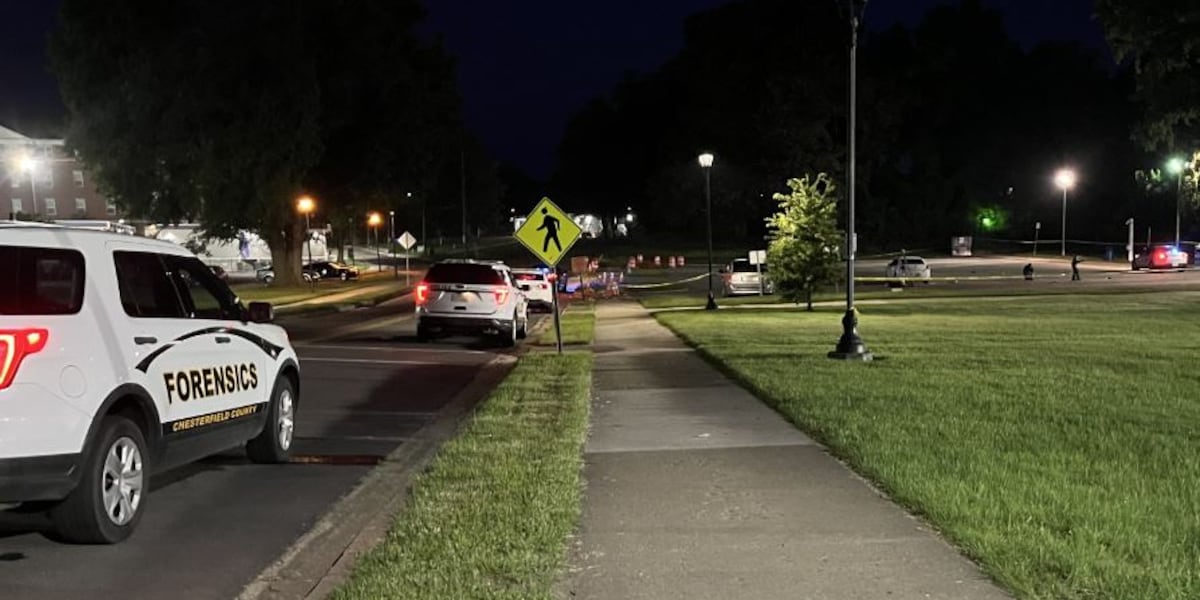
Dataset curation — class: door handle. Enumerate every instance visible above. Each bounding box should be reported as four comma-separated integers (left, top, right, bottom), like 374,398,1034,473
134,336,158,345
215,336,231,344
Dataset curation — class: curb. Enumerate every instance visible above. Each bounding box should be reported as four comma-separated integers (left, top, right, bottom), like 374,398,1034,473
237,353,518,600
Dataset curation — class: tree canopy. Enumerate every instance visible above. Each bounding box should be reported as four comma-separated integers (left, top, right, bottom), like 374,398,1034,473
52,0,462,283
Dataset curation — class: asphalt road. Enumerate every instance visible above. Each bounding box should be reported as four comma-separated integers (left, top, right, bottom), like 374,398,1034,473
0,295,530,600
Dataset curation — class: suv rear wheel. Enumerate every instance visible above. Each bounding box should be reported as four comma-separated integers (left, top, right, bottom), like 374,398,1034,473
50,416,148,544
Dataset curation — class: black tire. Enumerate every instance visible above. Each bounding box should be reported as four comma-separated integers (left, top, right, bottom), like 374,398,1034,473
246,377,296,464
498,315,518,347
416,322,432,343
517,314,528,340
50,416,148,544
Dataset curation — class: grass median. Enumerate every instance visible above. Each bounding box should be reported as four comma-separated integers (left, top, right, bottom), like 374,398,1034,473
534,302,596,346
332,352,593,600
656,292,1200,599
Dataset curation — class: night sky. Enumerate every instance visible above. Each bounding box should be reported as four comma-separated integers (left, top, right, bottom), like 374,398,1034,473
2,0,1106,179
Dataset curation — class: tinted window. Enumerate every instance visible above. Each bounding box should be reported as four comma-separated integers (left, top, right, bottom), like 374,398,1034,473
165,256,242,320
424,264,506,285
903,259,926,266
513,272,544,281
114,251,186,318
0,246,86,315
731,261,758,273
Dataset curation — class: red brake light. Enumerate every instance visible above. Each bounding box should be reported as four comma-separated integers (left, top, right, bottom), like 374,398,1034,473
1156,251,1167,263
415,282,430,305
494,287,510,305
0,329,49,390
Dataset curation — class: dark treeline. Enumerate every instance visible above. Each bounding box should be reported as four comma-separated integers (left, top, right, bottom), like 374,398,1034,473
550,0,1159,250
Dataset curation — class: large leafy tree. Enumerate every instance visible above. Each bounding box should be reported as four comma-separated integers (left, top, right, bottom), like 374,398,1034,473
1096,0,1200,151
766,174,841,311
52,0,460,285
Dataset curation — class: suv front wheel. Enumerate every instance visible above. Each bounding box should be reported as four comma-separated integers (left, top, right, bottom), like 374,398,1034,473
50,416,148,544
247,377,297,464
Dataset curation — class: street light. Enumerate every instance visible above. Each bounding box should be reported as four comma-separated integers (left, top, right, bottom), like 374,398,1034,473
1054,168,1077,257
1167,157,1186,247
829,0,872,361
296,195,316,287
18,155,41,218
698,152,717,311
368,212,383,272
389,210,397,278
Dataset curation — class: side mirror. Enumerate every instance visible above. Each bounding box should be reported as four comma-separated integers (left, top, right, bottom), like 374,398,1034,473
247,301,275,324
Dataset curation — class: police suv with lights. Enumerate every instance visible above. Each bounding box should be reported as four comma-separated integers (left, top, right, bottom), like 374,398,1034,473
0,224,300,543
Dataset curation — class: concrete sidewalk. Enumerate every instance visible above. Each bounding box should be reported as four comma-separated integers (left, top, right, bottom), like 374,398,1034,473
563,302,1010,600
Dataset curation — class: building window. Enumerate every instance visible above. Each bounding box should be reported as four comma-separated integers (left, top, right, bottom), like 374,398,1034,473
75,198,87,214
11,199,23,215
105,199,117,215
73,171,85,187
41,170,53,188
44,198,57,216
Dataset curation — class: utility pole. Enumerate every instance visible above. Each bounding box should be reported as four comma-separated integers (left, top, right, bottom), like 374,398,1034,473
460,147,468,253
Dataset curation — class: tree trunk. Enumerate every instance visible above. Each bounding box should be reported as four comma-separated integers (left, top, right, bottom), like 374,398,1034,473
265,219,306,287
806,287,814,312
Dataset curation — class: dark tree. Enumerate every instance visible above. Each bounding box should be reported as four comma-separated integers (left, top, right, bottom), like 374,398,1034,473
52,0,461,285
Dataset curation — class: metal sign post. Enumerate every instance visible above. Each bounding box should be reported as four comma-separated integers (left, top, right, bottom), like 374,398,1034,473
398,231,418,287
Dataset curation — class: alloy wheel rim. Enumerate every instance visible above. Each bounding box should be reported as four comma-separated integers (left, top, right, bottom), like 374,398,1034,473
101,437,144,526
278,388,295,450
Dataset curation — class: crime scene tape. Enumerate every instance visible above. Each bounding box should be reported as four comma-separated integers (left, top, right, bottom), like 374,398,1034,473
622,273,710,289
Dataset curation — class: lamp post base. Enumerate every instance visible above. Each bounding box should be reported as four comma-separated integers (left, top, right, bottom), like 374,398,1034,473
705,292,719,311
828,309,873,361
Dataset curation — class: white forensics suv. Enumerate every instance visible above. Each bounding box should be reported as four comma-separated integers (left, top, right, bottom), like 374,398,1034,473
0,224,300,543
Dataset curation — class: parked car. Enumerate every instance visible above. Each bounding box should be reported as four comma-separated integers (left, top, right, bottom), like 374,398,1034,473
256,264,277,284
415,260,529,346
512,268,555,311
885,256,932,283
1133,245,1190,270
722,258,774,295
303,261,359,281
0,223,299,543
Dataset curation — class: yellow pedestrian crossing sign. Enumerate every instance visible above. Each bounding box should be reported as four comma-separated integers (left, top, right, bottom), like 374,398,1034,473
514,197,582,266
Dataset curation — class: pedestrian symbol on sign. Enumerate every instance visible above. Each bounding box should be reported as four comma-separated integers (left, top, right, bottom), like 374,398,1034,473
537,208,562,253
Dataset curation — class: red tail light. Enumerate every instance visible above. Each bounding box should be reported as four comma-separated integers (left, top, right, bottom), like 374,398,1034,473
415,282,430,305
0,329,49,390
1156,251,1167,263
493,287,510,305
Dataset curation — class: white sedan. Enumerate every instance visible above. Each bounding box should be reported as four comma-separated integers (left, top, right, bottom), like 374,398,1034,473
885,256,932,282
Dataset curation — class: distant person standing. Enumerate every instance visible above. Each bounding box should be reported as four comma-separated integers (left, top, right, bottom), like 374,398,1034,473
1023,263,1034,281
1071,255,1083,281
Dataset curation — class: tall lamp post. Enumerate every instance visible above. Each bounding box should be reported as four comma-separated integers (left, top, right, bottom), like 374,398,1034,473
698,152,717,311
389,210,397,278
368,212,383,272
1167,157,1186,247
19,156,41,218
829,0,872,361
1054,168,1077,257
296,195,315,288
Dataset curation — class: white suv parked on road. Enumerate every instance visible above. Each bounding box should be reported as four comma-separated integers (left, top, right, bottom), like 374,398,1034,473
0,224,300,543
415,260,529,346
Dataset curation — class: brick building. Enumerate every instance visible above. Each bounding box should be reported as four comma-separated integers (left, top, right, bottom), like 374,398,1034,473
1,124,119,221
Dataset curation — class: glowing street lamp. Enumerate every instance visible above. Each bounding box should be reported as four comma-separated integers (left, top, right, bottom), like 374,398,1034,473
1054,168,1077,256
1167,157,1186,246
698,152,717,311
18,155,41,217
368,212,384,271
296,195,316,284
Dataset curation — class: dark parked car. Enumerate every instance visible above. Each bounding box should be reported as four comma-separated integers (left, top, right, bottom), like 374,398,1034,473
304,261,360,281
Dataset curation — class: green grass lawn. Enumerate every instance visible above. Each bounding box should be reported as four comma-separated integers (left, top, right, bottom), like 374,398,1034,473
656,293,1200,599
332,352,593,600
534,302,596,346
